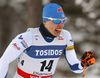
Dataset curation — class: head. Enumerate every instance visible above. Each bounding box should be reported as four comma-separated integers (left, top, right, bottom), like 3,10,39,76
42,3,66,36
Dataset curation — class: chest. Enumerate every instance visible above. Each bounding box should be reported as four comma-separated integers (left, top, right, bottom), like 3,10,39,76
26,28,66,58
17,29,67,76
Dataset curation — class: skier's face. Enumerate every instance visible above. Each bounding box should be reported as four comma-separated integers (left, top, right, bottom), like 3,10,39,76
43,21,64,36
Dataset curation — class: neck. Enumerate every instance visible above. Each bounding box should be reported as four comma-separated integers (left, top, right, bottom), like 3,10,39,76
39,23,56,38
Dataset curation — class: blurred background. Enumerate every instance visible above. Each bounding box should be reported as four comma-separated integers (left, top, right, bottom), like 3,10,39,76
0,0,100,78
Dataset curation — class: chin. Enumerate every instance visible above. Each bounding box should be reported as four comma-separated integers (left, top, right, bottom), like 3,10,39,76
54,34,60,37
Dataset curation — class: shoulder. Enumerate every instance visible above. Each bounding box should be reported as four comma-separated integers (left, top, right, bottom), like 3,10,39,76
62,29,72,37
13,28,34,48
18,27,39,37
17,29,32,39
14,28,33,44
62,29,74,46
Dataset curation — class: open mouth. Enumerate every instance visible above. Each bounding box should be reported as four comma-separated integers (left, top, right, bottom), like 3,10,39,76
55,29,62,33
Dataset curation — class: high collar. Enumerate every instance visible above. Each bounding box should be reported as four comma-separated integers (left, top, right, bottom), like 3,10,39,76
39,23,56,38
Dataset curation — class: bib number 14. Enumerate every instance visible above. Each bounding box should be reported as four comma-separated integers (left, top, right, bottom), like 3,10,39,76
40,60,54,72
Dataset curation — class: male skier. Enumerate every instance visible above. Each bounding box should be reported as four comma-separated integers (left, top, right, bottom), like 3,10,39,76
0,3,95,78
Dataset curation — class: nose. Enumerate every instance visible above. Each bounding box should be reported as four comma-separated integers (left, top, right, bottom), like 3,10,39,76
57,23,64,28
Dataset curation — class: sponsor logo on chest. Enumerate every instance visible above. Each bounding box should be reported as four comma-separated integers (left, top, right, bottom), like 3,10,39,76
26,46,66,58
35,49,62,56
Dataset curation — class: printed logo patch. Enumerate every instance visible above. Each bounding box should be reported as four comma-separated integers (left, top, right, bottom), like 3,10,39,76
12,43,20,50
70,39,73,42
58,36,64,40
21,40,28,48
57,8,63,12
18,35,23,40
34,34,39,40
18,35,28,48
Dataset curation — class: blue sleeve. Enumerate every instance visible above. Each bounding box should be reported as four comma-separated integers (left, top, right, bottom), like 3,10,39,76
64,49,84,73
